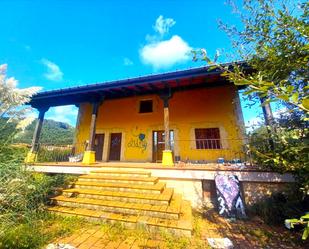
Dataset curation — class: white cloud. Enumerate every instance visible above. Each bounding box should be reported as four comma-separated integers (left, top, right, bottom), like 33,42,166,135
273,107,287,118
47,105,78,126
140,15,192,69
246,116,262,131
140,35,192,69
123,57,133,66
153,15,176,36
41,58,63,81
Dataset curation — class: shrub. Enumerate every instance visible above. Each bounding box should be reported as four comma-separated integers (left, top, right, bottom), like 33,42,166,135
0,215,85,249
249,192,307,225
0,222,47,249
36,147,72,162
0,161,78,248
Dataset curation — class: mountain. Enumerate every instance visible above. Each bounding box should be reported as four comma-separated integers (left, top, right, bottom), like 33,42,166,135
15,119,75,145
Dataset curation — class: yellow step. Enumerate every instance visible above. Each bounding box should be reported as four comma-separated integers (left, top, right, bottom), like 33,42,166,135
79,175,158,185
62,188,173,205
74,181,166,193
51,195,179,219
48,204,192,237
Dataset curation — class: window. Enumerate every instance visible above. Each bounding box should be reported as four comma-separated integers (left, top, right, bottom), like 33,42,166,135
139,100,153,113
195,128,221,149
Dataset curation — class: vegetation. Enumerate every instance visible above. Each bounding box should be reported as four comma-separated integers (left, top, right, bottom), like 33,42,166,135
194,0,308,193
0,117,75,146
0,160,79,248
248,192,306,225
222,0,309,239
193,0,308,240
0,64,80,248
36,146,73,163
0,215,86,249
16,118,75,145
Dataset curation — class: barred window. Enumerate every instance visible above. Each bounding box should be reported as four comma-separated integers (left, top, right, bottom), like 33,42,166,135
195,128,221,149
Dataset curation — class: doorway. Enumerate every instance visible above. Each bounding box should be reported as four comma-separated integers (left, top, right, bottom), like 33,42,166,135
94,134,104,161
152,130,174,162
108,133,122,161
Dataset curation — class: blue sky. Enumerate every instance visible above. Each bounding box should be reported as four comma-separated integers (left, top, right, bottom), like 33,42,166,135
1,0,265,127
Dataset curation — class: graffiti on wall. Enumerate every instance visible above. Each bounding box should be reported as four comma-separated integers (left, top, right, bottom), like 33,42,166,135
214,174,246,218
127,130,148,153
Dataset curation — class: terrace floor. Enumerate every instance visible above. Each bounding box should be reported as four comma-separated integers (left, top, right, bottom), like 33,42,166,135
32,161,256,171
28,162,295,183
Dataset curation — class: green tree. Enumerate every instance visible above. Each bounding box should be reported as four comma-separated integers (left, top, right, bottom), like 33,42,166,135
194,0,308,193
219,0,308,113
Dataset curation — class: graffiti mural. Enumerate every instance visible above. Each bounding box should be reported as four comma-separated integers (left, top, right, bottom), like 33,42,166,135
214,174,246,218
127,130,148,153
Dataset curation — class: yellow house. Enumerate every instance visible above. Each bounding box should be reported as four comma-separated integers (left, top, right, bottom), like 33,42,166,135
26,63,294,223
27,63,246,165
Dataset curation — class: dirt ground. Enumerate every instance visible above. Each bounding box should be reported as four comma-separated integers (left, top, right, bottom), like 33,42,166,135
50,210,308,249
199,210,308,249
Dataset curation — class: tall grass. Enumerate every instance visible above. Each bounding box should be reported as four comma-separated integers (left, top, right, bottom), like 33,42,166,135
0,147,78,248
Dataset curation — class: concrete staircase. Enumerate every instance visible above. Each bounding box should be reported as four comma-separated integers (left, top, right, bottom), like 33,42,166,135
48,169,192,237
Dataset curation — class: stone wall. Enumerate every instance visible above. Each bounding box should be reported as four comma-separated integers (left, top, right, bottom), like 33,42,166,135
241,181,290,206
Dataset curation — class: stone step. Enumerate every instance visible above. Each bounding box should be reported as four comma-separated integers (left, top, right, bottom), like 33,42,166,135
48,202,192,237
62,187,173,205
51,194,181,219
90,170,151,177
74,181,165,194
78,174,158,185
48,166,193,237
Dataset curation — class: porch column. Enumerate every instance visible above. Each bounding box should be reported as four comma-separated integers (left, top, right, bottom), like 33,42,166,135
260,96,275,149
25,107,49,163
82,100,102,164
160,94,173,166
163,97,170,150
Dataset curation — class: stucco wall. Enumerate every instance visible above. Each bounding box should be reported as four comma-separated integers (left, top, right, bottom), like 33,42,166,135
75,86,245,162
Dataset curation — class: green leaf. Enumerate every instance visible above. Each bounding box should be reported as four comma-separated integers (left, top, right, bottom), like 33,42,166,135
302,226,309,240
291,92,299,103
302,98,309,110
277,95,289,101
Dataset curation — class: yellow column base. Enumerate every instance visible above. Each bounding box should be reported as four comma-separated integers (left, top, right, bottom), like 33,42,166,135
82,151,96,164
162,150,174,166
25,151,37,164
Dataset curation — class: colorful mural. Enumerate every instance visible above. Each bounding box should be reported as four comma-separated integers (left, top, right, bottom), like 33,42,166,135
214,174,246,218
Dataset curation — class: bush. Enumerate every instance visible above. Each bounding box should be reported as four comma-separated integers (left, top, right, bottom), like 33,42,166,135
36,147,73,162
0,146,28,164
0,160,78,248
249,192,307,225
0,222,47,249
0,215,85,249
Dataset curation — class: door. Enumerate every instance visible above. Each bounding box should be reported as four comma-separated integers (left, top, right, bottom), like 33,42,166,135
152,130,174,162
109,133,122,161
94,134,104,161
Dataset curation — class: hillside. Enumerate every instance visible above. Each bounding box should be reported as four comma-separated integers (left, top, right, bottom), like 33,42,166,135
14,119,75,145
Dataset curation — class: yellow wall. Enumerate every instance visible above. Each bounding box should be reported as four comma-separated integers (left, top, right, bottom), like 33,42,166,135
75,85,245,162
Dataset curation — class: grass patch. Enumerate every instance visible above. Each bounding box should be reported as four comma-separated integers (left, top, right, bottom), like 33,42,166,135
0,214,86,249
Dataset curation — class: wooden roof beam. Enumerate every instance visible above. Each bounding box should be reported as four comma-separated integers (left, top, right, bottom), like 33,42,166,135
147,83,158,91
